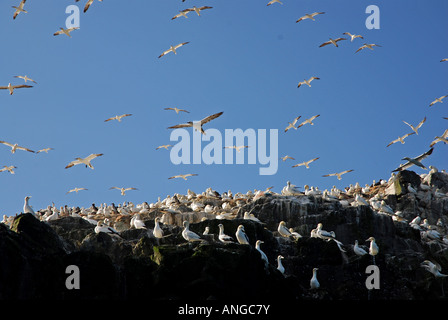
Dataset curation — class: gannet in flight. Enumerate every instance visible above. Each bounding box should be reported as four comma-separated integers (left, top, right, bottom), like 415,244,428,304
14,75,37,84
267,0,283,6
322,169,354,180
65,153,103,169
0,141,34,153
12,0,27,20
319,38,347,48
355,43,382,53
183,6,213,16
0,165,17,174
421,260,448,278
429,129,448,147
280,155,295,161
168,173,198,180
292,157,319,169
109,187,138,196
223,145,250,152
342,32,364,42
53,27,79,37
168,111,223,135
429,95,447,107
297,114,320,128
158,42,190,58
235,225,250,245
392,148,433,172
0,83,33,95
66,187,88,194
403,117,426,135
297,77,319,88
310,268,320,289
386,132,415,147
284,116,301,132
155,144,172,150
296,12,325,23
171,10,190,20
440,58,448,62
104,114,132,122
36,148,54,154
75,0,103,13
164,107,190,114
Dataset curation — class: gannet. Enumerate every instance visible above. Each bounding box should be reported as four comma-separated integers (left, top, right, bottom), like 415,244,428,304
386,132,415,147
243,212,261,223
45,208,59,222
171,10,190,20
284,116,301,132
366,237,379,256
353,240,368,256
168,173,198,180
95,221,121,237
297,114,320,128
235,225,250,244
342,32,364,42
288,228,302,240
429,129,448,148
168,111,223,135
12,0,27,20
153,217,164,238
297,77,319,88
281,155,295,161
319,38,347,48
158,42,190,58
218,224,234,243
267,0,283,6
441,58,448,62
429,95,447,107
255,240,269,267
403,117,426,135
65,153,103,169
322,169,354,180
203,226,210,235
75,0,103,13
131,214,146,229
53,27,79,37
23,196,35,215
223,145,250,153
0,141,34,153
355,193,369,206
155,144,172,150
282,181,301,196
36,148,54,154
164,107,190,114
278,221,294,238
0,165,17,174
296,12,325,23
421,260,448,278
0,83,33,95
183,6,213,16
104,114,132,122
355,43,381,53
14,75,37,84
310,268,320,289
292,157,319,169
66,187,88,194
392,148,433,172
182,221,203,242
277,255,285,274
109,187,138,196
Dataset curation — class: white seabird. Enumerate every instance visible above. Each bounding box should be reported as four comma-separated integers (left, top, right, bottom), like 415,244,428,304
183,6,213,16
131,214,147,229
403,117,426,135
284,116,301,132
0,165,17,174
153,217,164,238
292,157,319,169
23,196,35,215
65,153,103,170
277,255,285,274
319,37,347,48
182,221,203,242
168,173,198,180
386,132,415,147
164,107,190,114
421,260,448,278
297,115,320,128
53,27,79,37
36,148,54,154
355,43,381,53
310,268,320,289
297,77,319,88
429,95,447,107
235,225,250,245
95,221,121,237
281,155,295,161
66,187,88,194
109,187,138,196
366,237,379,257
289,228,302,240
322,169,354,180
342,32,364,42
168,111,223,135
223,145,250,152
156,144,172,150
104,114,132,122
158,42,190,58
218,224,234,243
255,240,269,267
0,141,34,153
12,0,27,20
14,75,37,84
296,12,325,23
0,83,33,95
75,0,103,13
267,0,282,6
282,181,302,196
429,129,448,148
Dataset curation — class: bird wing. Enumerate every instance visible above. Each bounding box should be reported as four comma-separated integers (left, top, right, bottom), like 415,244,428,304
86,153,103,161
158,48,172,58
386,138,399,147
309,77,320,81
340,169,354,175
168,122,193,129
414,148,434,162
84,0,94,12
335,38,347,42
416,116,426,129
319,41,331,47
0,141,14,147
355,45,366,53
125,188,138,191
104,117,116,122
292,116,301,125
322,173,336,177
309,114,320,121
174,42,190,49
65,159,81,169
11,84,33,89
201,111,223,124
401,132,415,139
16,146,35,153
292,163,305,168
199,6,213,10
168,175,180,179
312,12,325,17
308,157,319,164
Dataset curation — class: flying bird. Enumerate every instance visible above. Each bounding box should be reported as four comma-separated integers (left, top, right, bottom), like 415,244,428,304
429,129,448,148
14,75,37,84
75,0,103,13
297,77,319,88
281,155,295,161
66,187,88,194
355,43,382,53
104,114,132,122
0,165,17,174
168,111,223,135
155,144,172,150
36,148,54,154
168,174,198,180
184,6,213,16
164,107,190,114
386,132,415,147
109,187,138,196
322,169,354,180
0,83,33,95
296,12,325,23
319,38,347,48
392,148,434,172
343,32,364,42
65,153,103,170
12,0,27,20
0,141,34,153
292,157,319,169
285,116,301,132
429,95,447,107
223,145,250,152
297,115,320,128
171,10,190,20
53,27,79,37
267,0,283,6
403,117,426,135
158,42,190,58
440,58,448,62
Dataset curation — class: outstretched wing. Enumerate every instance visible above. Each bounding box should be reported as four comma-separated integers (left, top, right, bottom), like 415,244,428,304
168,122,193,129
201,111,223,124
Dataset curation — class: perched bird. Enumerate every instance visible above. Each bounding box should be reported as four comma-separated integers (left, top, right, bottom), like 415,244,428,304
255,240,269,267
182,221,203,242
12,0,27,20
429,95,447,107
0,165,17,174
14,75,37,84
429,129,448,148
109,187,138,196
168,173,198,180
235,225,250,245
297,77,319,88
104,114,132,122
267,0,283,6
386,132,415,147
421,260,448,278
292,157,319,169
218,224,234,243
53,27,79,37
75,0,103,13
403,117,426,135
343,32,364,42
296,12,325,23
355,43,382,53
319,38,347,48
277,255,285,274
366,237,379,256
168,111,223,135
278,221,293,238
353,240,368,256
65,153,103,170
223,145,250,152
392,148,433,172
155,144,172,150
164,107,189,114
153,217,164,239
95,221,121,237
0,83,33,95
66,187,88,194
0,141,34,154
23,196,34,215
322,169,354,180
130,214,146,230
297,115,320,128
36,148,54,154
158,42,190,58
284,116,301,132
310,268,320,289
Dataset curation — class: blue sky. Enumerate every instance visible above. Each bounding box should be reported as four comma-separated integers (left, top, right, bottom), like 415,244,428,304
1,0,447,216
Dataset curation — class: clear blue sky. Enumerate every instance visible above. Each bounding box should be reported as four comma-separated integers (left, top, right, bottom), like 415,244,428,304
1,0,447,216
